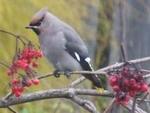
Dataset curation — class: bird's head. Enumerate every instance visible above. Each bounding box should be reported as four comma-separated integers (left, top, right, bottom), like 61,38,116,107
26,7,49,35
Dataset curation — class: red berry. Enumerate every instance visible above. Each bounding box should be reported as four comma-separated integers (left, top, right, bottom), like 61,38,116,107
109,76,117,86
26,80,32,87
7,69,13,76
124,79,129,86
112,85,120,92
12,79,20,84
16,59,29,70
12,87,18,94
129,79,136,85
134,84,141,91
120,95,130,105
15,91,21,97
140,84,148,92
18,87,24,92
32,79,40,85
129,91,136,97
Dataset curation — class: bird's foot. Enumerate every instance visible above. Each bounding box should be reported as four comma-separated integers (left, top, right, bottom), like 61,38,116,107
64,70,71,78
53,70,61,78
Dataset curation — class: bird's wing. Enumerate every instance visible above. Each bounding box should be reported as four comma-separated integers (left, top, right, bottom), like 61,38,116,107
63,27,93,71
62,28,102,87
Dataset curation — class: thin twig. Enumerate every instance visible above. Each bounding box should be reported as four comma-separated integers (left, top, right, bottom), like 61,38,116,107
120,43,127,62
132,97,137,113
38,73,54,79
124,100,147,113
0,29,26,44
3,92,13,100
53,101,62,113
137,98,150,103
69,76,85,87
0,61,9,68
141,69,150,73
37,71,106,80
144,73,150,79
103,98,115,113
138,93,149,104
15,37,18,55
7,106,18,113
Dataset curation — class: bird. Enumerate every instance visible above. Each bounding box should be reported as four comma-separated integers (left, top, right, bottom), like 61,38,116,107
26,7,102,88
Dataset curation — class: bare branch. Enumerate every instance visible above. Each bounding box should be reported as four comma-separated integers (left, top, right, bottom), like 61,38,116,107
103,98,115,113
7,106,18,113
71,56,150,87
71,95,98,113
132,97,137,113
98,56,150,72
69,76,85,87
137,93,149,104
124,100,147,113
3,92,13,100
0,88,112,108
53,101,62,113
38,71,106,80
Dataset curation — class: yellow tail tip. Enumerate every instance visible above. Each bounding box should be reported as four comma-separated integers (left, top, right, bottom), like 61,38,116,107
96,87,104,94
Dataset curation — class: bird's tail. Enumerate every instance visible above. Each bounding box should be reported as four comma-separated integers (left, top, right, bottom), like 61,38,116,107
80,58,102,88
83,72,102,88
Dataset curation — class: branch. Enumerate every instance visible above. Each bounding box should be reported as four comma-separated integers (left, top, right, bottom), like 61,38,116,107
71,56,150,87
38,71,106,80
124,100,147,113
68,89,98,113
7,106,18,113
1,88,147,113
103,98,115,113
0,88,112,108
71,95,98,113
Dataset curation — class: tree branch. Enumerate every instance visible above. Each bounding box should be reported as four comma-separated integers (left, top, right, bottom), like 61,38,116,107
70,56,150,87
124,100,147,113
0,88,112,108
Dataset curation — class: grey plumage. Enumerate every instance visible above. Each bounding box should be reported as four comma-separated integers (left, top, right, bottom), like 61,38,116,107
26,8,102,88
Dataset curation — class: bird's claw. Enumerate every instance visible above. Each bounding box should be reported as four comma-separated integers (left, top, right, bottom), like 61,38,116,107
53,70,60,78
64,71,71,78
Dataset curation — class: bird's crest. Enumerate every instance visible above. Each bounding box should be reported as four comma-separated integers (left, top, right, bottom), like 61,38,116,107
30,7,48,26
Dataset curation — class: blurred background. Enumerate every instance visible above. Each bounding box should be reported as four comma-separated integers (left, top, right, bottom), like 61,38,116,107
0,0,150,113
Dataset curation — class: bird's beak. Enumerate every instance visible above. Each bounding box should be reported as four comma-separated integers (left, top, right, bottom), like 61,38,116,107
25,25,39,29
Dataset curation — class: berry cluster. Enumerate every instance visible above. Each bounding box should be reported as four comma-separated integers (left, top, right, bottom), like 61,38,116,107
7,45,42,97
108,64,149,105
